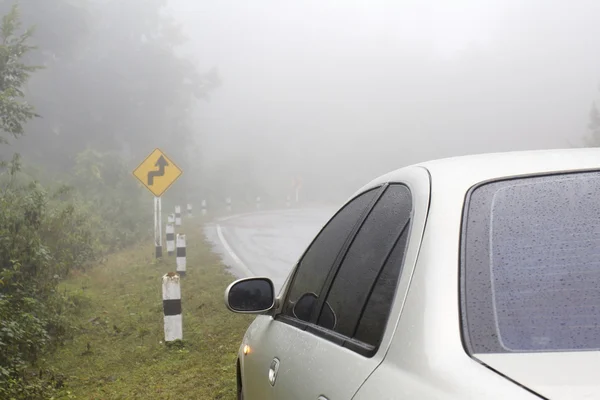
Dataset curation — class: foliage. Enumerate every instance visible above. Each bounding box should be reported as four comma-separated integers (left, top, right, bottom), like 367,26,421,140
69,148,151,251
0,3,212,398
4,0,220,173
0,168,67,398
0,3,40,144
0,150,150,399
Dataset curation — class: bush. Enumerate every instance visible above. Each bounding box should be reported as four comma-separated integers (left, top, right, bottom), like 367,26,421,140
0,151,149,399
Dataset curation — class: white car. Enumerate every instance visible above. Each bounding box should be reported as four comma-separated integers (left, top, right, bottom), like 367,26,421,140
225,148,600,399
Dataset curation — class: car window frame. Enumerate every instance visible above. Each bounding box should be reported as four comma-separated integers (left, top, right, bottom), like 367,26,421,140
276,181,417,358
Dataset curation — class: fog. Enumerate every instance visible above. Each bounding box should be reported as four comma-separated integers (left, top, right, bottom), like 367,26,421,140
6,0,600,206
165,0,600,202
7,2,600,396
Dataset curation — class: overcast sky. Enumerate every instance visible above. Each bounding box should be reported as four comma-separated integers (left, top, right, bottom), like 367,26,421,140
164,0,600,198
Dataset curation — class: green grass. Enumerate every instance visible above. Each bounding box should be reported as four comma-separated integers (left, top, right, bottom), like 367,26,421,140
44,221,254,399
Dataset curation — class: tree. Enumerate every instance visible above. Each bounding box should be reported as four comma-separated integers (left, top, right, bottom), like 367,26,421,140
4,0,219,175
0,4,39,145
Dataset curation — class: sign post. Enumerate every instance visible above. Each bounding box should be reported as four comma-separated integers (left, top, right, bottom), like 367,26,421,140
133,148,183,258
159,197,162,240
153,197,162,257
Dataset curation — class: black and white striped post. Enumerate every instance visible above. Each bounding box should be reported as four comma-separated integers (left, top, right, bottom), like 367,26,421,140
176,234,186,277
187,203,192,218
162,272,182,342
201,199,207,216
226,197,232,213
256,196,261,210
175,206,182,227
168,213,175,225
166,223,175,256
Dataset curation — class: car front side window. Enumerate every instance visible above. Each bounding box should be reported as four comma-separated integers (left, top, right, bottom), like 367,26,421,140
280,188,380,324
316,184,413,355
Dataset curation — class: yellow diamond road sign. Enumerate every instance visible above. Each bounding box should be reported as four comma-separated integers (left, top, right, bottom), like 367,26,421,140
133,148,183,197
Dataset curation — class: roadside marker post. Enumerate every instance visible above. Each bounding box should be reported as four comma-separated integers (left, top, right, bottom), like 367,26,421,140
226,197,232,213
176,234,187,277
166,223,175,256
132,148,183,258
162,273,182,342
256,196,261,210
286,195,291,208
201,199,207,216
175,205,182,227
187,203,192,218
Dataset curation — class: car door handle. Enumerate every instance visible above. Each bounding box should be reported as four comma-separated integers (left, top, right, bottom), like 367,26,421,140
268,357,280,386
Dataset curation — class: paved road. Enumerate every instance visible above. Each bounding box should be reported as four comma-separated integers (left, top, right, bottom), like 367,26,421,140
204,208,335,293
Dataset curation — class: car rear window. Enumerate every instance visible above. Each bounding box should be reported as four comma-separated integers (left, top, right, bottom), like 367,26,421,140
462,170,600,353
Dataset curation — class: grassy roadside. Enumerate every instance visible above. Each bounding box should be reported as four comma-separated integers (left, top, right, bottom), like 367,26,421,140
44,220,254,400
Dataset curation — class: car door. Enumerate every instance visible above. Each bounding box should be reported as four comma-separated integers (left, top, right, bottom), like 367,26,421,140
242,174,427,399
241,186,381,400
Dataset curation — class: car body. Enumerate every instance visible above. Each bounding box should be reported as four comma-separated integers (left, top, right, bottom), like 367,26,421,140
225,148,600,399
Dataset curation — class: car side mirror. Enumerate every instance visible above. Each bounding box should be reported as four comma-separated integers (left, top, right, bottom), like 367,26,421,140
224,277,275,314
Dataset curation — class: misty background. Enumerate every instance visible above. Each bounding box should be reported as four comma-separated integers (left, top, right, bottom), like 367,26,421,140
3,3,600,396
5,0,600,207
171,0,600,201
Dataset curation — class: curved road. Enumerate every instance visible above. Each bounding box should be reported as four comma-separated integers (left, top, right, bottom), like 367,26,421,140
204,208,335,293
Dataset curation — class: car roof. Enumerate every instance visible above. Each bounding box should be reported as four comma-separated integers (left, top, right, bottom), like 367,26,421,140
357,148,600,195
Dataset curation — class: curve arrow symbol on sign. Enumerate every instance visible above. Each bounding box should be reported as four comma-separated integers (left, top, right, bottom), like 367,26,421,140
147,155,169,185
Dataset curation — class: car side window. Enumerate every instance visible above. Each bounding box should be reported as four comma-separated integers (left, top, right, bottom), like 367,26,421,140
281,188,379,322
316,184,412,347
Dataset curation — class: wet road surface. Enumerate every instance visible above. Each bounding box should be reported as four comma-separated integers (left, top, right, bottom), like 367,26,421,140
204,208,335,293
